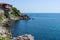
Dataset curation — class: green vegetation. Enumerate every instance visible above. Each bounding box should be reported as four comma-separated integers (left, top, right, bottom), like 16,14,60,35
0,33,11,40
0,16,3,22
0,37,10,40
7,33,12,39
0,29,12,40
4,11,9,18
12,7,19,16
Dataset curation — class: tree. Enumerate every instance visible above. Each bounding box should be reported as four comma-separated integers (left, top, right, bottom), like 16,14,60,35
12,7,19,16
4,10,9,18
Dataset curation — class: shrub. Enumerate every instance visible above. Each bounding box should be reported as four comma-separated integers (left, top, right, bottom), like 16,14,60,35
12,7,19,16
0,16,3,22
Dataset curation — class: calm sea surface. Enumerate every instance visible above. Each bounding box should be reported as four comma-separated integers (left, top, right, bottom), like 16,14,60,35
11,13,60,40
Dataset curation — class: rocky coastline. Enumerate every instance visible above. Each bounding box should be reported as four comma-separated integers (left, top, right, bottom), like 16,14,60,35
12,34,34,40
0,2,31,40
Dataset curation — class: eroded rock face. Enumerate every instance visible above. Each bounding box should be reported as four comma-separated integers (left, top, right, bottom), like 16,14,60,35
0,2,30,40
0,2,20,40
20,14,30,20
12,34,34,40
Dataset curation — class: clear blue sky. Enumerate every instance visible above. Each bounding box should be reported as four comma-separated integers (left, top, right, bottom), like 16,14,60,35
0,0,60,13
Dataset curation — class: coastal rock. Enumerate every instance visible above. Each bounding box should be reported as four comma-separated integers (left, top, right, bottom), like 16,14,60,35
20,14,30,20
12,34,34,40
0,2,20,40
0,2,31,40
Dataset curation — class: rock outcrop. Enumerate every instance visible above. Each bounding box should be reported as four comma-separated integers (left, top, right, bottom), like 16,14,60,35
0,2,30,40
20,14,30,20
12,34,34,40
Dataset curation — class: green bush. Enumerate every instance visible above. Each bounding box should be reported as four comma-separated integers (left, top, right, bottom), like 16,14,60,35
12,7,19,16
4,11,9,18
0,37,10,40
0,16,3,22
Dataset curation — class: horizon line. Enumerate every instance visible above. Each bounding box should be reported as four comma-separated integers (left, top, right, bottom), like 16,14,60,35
21,12,60,13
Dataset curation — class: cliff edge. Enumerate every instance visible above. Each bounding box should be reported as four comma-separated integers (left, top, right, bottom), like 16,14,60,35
0,2,30,40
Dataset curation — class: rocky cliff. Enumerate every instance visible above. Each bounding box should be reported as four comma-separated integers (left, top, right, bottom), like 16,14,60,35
0,2,30,40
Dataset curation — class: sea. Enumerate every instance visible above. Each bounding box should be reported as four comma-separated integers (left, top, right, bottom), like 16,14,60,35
11,13,60,40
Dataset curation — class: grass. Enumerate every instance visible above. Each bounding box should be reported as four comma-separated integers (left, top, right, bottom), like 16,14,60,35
0,16,3,22
0,37,10,40
0,32,12,40
0,35,11,40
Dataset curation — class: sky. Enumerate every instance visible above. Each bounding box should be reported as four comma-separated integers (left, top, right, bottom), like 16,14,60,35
0,0,60,13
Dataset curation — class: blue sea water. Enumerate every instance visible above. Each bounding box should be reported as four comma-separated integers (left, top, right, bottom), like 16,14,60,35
11,13,60,40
